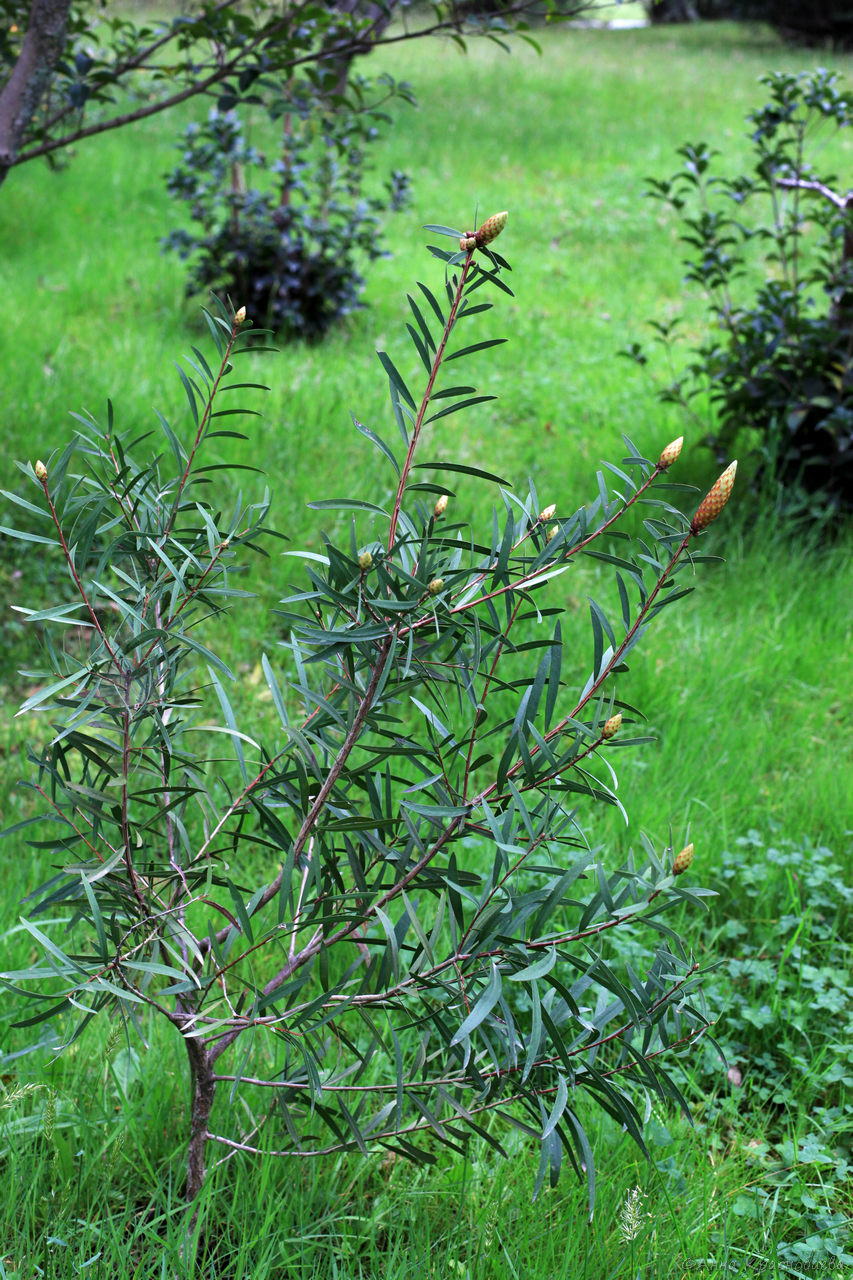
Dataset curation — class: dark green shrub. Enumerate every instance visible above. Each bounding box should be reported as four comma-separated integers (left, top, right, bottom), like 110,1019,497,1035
163,76,411,339
627,69,853,517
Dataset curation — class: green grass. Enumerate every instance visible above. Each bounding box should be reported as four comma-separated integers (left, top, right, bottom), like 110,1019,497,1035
1,14,852,1277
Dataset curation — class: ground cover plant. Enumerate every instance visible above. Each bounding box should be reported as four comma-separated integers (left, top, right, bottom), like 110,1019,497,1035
0,13,851,1277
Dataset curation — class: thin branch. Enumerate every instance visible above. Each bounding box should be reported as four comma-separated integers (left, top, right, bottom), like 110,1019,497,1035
387,247,475,552
7,1,570,172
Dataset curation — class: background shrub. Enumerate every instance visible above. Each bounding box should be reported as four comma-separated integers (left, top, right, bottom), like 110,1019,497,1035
163,76,412,338
628,69,853,517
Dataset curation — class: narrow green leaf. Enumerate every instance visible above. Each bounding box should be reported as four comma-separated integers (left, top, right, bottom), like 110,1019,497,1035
0,526,59,546
445,338,507,361
450,962,502,1045
376,350,416,410
352,415,400,476
509,947,557,983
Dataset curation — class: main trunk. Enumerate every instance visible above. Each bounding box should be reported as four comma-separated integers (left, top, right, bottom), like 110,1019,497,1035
0,0,71,187
185,1039,216,1203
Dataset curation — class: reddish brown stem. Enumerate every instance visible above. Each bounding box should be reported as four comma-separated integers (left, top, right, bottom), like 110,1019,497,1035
387,249,475,553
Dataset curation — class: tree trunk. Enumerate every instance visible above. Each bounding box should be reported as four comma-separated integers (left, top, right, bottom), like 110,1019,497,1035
324,1,396,97
185,1038,216,1204
0,0,71,188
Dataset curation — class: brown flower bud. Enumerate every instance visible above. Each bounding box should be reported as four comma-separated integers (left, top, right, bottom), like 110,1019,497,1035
545,524,559,544
459,235,478,251
428,577,444,596
434,494,448,517
475,211,508,247
234,305,247,325
691,461,737,534
539,503,556,522
658,436,684,470
672,843,694,875
602,712,622,739
358,550,373,570
34,460,47,482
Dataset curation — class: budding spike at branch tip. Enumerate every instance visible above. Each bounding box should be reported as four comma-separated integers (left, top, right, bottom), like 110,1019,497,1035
234,305,246,325
434,494,448,517
358,551,373,570
34,460,48,482
428,578,444,596
691,460,737,534
602,712,622,739
539,503,556,522
475,211,508,248
672,843,694,875
658,436,684,469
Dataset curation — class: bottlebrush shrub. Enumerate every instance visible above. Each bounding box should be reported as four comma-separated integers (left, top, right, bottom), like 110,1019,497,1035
626,70,853,517
1,214,735,1215
162,74,412,339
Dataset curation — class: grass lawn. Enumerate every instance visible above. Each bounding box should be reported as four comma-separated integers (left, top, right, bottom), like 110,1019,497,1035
1,12,852,1277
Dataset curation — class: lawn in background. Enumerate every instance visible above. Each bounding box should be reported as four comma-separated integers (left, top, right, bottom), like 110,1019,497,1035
0,15,851,1276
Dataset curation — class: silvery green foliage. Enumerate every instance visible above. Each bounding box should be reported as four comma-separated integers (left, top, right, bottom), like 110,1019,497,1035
1,225,726,1208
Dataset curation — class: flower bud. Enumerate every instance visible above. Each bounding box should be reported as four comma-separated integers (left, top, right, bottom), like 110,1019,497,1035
658,436,684,470
34,460,47,482
434,494,448,517
539,503,556,521
234,305,246,325
545,525,559,544
459,235,478,251
475,211,508,247
602,711,622,739
672,843,694,875
358,550,373,571
428,577,444,596
691,461,737,534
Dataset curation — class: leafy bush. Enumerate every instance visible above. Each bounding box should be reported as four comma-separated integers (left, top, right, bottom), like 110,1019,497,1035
163,75,411,339
1,214,737,1224
627,69,853,516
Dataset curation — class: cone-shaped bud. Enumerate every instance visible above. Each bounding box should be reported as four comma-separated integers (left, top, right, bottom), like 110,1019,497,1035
658,436,684,470
602,711,622,739
459,235,478,251
358,550,373,570
234,305,246,325
691,461,737,534
434,494,448,517
545,524,559,544
672,843,694,875
34,460,47,482
428,577,444,595
475,211,508,247
539,503,556,522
